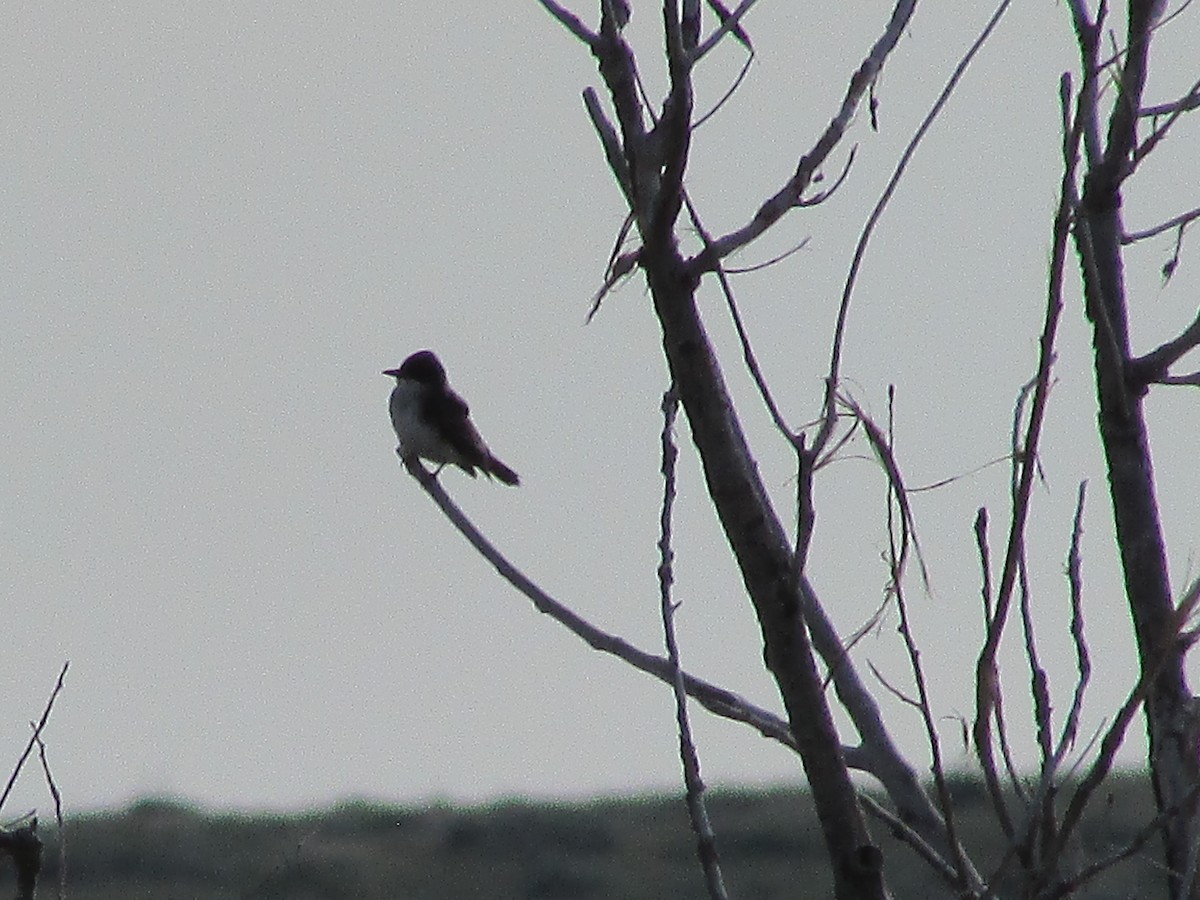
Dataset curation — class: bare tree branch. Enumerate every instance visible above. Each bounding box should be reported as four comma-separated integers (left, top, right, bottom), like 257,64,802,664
652,0,696,247
33,733,64,900
723,237,809,274
1016,556,1047,801
813,0,1016,455
1130,73,1200,173
1063,0,1104,166
536,0,599,46
583,87,633,205
586,211,638,322
1141,83,1200,117
792,400,983,888
397,454,810,751
973,67,1082,853
1122,204,1200,243
592,16,654,230
1149,0,1197,37
0,663,67,900
1158,369,1200,386
1070,0,1200,874
1056,482,1092,761
1049,576,1200,875
797,146,858,208
657,386,730,900
799,574,985,892
682,193,795,443
693,46,755,130
685,0,918,274
861,792,969,892
1,662,69,812
974,507,994,622
837,393,930,589
692,0,759,61
875,389,974,895
1127,308,1200,387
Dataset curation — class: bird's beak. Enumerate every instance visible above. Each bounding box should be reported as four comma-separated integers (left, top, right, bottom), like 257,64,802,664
382,368,401,377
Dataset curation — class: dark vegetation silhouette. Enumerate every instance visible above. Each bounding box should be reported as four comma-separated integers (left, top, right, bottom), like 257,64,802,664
0,779,1172,900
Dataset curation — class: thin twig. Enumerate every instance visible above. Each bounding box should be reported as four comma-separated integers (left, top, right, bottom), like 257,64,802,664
693,48,755,130
799,572,985,890
683,191,796,443
686,0,919,274
583,88,634,206
836,392,931,590
860,793,963,891
1049,576,1200,866
1122,204,1200,243
794,434,817,575
691,0,761,61
1055,482,1092,761
653,0,697,247
724,237,810,274
867,660,919,709
1017,530,1050,804
1148,0,1197,40
973,67,1082,848
813,0,1015,456
33,735,64,900
877,387,972,892
1140,83,1200,118
1159,369,1200,386
974,508,994,623
586,248,639,323
657,386,729,900
1129,73,1200,174
992,683,1028,808
1161,218,1187,283
797,146,858,208
1063,0,1103,166
1,662,69,812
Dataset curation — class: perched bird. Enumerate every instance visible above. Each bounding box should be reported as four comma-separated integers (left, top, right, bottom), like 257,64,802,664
383,350,520,486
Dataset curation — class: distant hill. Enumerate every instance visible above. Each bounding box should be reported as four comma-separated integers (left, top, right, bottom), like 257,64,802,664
1,774,1163,898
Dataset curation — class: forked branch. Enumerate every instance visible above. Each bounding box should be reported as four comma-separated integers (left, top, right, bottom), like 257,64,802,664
685,0,918,274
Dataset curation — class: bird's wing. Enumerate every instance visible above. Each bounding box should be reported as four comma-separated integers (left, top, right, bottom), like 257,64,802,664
424,387,488,467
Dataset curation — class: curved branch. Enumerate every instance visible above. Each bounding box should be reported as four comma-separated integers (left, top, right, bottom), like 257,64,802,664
1122,204,1200,243
813,0,1015,454
398,454,804,751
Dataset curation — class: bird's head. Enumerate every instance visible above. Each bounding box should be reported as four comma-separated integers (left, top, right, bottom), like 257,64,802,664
384,349,446,385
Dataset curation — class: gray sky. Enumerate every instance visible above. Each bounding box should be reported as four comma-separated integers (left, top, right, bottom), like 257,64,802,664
2,3,1198,813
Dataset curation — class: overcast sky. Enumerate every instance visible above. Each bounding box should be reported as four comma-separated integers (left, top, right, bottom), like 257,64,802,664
2,3,1198,814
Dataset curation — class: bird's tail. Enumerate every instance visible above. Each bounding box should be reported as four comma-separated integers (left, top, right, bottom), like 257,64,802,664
485,455,520,486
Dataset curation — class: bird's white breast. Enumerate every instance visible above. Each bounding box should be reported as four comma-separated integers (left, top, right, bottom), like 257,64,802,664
388,380,463,465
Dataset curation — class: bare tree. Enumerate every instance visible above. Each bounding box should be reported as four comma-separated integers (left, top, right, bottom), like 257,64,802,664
402,1,1200,896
